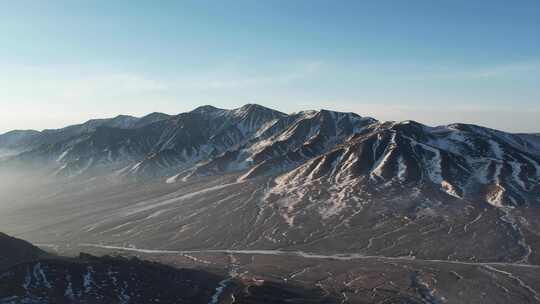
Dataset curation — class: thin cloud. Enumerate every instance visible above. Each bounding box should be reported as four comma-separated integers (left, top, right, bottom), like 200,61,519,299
174,61,325,90
58,73,168,99
0,65,169,103
429,61,540,80
345,103,540,133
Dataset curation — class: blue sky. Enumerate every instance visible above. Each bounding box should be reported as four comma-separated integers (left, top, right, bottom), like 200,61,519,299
1,0,539,133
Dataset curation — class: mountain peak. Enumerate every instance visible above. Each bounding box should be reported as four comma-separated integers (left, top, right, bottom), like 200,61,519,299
239,103,264,110
191,105,224,114
237,103,277,113
113,114,136,119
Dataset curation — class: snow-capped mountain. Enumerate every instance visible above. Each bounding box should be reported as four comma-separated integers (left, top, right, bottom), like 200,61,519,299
271,120,540,211
0,113,170,157
182,109,375,181
1,104,538,211
124,104,288,178
6,104,368,177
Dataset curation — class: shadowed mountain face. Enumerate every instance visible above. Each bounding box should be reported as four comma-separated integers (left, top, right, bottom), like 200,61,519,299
0,104,374,180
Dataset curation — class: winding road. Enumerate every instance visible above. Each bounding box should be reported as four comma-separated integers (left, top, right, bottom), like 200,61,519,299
78,243,540,269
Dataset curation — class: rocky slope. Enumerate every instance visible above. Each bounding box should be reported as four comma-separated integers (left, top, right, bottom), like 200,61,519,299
269,120,540,216
0,254,222,304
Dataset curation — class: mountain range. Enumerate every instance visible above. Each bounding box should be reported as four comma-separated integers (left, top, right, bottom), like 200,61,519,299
2,104,538,209
1,104,540,303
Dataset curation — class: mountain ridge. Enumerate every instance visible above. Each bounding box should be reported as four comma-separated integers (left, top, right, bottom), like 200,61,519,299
1,104,538,212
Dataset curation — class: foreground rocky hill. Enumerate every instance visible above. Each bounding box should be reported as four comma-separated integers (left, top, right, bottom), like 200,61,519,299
0,233,334,304
0,232,48,270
